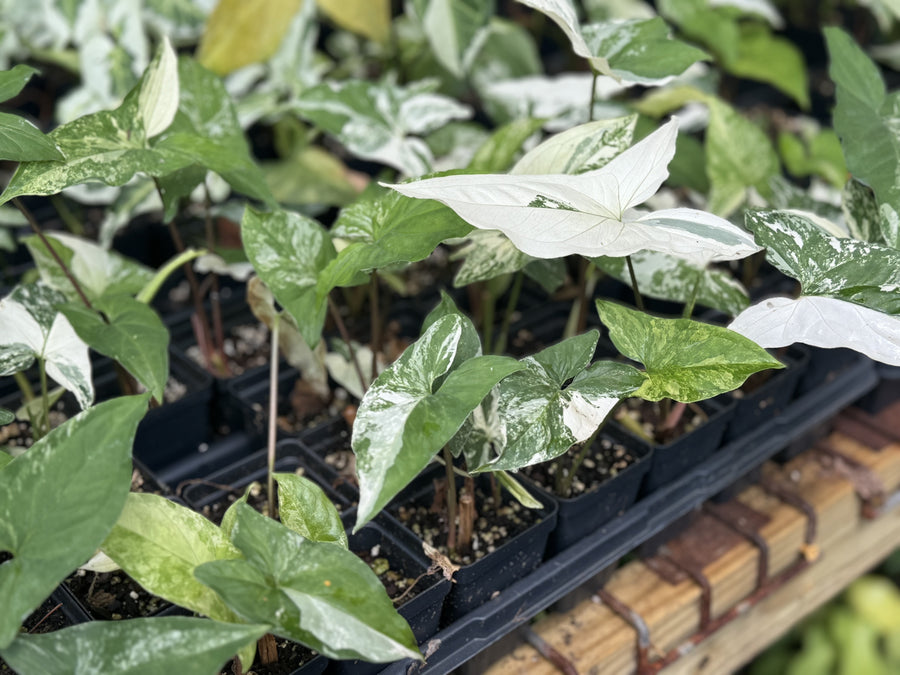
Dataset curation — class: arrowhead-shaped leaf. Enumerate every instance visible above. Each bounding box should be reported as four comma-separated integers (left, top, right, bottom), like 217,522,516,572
195,504,421,663
0,65,40,103
592,250,750,317
0,112,65,162
745,209,900,314
412,0,495,78
100,492,240,621
0,395,149,649
275,473,348,548
596,300,783,402
0,284,93,409
295,78,472,176
242,207,334,348
388,119,761,263
0,617,268,675
352,314,523,529
454,331,646,472
730,295,900,366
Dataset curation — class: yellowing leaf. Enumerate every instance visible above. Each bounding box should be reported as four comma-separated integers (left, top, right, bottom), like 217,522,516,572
198,0,305,75
316,0,391,44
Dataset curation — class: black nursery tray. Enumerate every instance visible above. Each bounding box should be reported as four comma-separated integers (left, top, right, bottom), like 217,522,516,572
377,354,878,675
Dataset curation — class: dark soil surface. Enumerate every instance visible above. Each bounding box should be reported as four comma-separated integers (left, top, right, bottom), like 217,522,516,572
0,594,73,674
521,436,637,499
355,547,422,605
615,398,708,445
186,322,271,377
64,568,168,620
219,637,320,675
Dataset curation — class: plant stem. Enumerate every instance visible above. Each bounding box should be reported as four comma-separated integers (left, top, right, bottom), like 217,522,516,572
267,314,280,520
203,184,226,357
327,295,368,395
588,70,599,122
14,371,34,402
555,413,611,498
443,447,458,554
493,270,523,355
663,400,687,432
369,272,381,382
682,268,702,319
457,489,475,556
14,198,92,310
38,357,49,440
625,255,645,311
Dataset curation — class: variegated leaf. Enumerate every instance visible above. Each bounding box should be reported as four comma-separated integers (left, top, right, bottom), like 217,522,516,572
352,314,523,529
295,78,472,176
388,119,761,264
275,472,348,548
592,250,750,317
842,179,882,243
730,295,900,366
137,36,179,138
745,209,900,314
411,0,495,78
597,300,783,402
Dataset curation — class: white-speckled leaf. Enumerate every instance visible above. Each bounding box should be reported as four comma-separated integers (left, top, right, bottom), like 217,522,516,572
730,295,900,365
0,285,93,409
592,250,750,316
275,473,348,548
295,78,472,176
745,209,900,314
195,504,421,663
842,179,882,243
24,233,154,302
511,115,637,175
388,120,761,264
351,314,523,529
597,300,783,402
412,0,495,78
451,230,529,287
138,36,179,138
100,492,240,621
0,617,268,675
455,331,646,472
242,207,334,348
881,204,900,250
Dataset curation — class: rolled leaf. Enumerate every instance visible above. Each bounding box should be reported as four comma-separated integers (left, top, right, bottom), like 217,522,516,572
275,473,348,548
596,300,783,402
0,395,149,649
195,504,421,663
138,36,179,138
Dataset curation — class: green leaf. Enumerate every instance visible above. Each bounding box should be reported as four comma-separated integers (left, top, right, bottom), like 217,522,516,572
728,23,809,109
23,233,154,302
455,332,646,472
317,0,391,43
0,395,149,649
0,284,93,409
0,450,11,469
59,295,169,402
275,473,348,548
706,97,779,217
352,314,523,529
451,230,531,287
422,290,461,333
778,127,847,189
881,203,900,250
195,504,421,663
495,470,542,508
658,0,740,64
596,300,783,402
262,145,363,209
825,26,900,210
745,209,900,314
100,493,241,622
320,183,471,295
469,18,543,92
592,250,750,317
468,118,544,173
842,180,883,243
0,113,65,162
0,65,40,103
242,206,334,348
0,617,268,675
295,78,471,176
412,0,495,78
0,409,14,426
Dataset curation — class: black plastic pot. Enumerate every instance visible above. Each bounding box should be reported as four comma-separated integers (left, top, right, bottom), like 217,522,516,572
521,427,652,556
795,346,860,396
388,464,557,625
294,417,360,508
857,363,900,414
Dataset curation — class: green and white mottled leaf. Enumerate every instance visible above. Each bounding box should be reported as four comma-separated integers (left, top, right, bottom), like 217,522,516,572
0,112,65,162
730,295,900,366
511,115,636,175
745,209,900,314
495,470,542,508
451,230,530,287
275,472,348,548
195,504,421,662
592,250,750,316
0,617,268,675
515,0,602,70
138,36,179,138
453,331,646,472
0,64,40,103
0,284,93,409
0,395,149,649
596,300,783,402
324,340,382,401
242,207,334,348
388,119,761,264
352,314,523,529
422,289,461,333
59,295,169,402
295,78,472,176
101,492,240,621
842,179,883,243
320,183,470,296
24,233,154,302
468,118,545,173
411,0,495,78
881,203,900,250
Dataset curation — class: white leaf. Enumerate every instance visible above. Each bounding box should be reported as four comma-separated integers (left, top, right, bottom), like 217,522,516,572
325,344,384,401
729,295,900,366
138,36,179,138
80,550,121,573
193,253,255,281
387,119,760,263
515,0,607,72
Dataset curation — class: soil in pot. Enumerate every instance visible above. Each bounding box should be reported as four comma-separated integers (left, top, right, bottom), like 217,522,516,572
521,436,639,499
615,398,708,446
219,637,322,675
0,594,76,674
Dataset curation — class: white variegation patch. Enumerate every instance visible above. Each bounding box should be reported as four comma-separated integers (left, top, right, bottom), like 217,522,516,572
729,295,900,366
194,253,254,281
138,36,179,139
561,390,617,442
